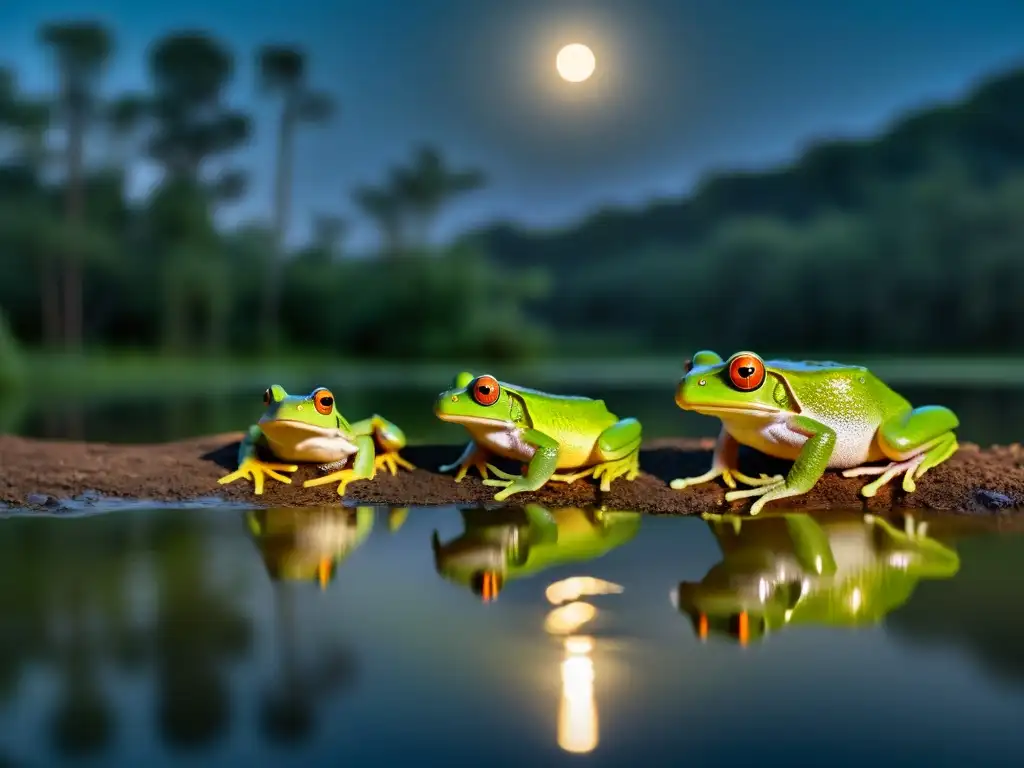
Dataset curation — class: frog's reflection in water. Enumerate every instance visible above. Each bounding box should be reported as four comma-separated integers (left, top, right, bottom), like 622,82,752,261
673,510,961,645
431,504,640,601
247,505,408,589
243,505,406,743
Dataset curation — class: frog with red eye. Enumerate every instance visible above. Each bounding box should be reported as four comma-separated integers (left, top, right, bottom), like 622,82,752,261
218,385,415,496
434,372,643,501
670,351,960,515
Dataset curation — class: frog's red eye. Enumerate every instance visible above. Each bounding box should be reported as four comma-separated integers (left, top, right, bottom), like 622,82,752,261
313,388,335,415
471,375,500,407
263,388,272,405
727,353,766,391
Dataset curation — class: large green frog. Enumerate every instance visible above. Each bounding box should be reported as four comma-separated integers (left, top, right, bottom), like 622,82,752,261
673,510,960,644
434,372,642,500
670,351,960,514
219,385,415,496
431,504,641,601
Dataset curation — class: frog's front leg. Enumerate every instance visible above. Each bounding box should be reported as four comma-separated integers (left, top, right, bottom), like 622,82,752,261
349,415,416,475
670,427,783,492
217,425,299,495
588,417,643,492
439,440,493,482
841,406,959,497
481,429,560,501
724,415,836,516
303,434,375,496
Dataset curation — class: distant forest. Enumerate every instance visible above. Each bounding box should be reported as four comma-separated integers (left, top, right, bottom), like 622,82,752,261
0,21,1022,365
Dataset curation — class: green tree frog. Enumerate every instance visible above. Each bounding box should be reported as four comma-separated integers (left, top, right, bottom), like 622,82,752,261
218,385,415,496
671,351,960,515
434,372,643,501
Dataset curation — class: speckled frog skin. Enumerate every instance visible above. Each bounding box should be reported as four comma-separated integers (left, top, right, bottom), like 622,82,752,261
670,351,960,515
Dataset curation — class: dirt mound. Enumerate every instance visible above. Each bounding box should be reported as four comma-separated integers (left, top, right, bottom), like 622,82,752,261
0,434,1021,515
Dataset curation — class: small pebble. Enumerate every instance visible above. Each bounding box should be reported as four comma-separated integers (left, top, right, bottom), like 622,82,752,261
26,493,52,506
975,489,1016,511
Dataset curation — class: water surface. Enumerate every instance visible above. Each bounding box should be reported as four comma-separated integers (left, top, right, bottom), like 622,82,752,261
1,504,1022,766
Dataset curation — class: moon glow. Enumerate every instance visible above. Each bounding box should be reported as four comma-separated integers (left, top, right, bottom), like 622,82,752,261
556,43,596,83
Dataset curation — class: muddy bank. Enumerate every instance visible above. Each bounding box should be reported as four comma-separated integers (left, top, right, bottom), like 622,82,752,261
0,434,1022,515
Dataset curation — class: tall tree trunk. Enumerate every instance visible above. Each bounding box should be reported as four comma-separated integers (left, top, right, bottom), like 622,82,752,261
161,267,187,354
63,107,85,352
262,103,295,350
40,255,61,347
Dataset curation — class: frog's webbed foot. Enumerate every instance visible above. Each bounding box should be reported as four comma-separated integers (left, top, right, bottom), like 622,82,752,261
440,451,491,482
304,468,370,497
591,454,641,492
548,467,597,485
842,456,927,496
483,463,521,482
374,450,416,476
217,458,299,495
864,511,929,540
723,478,790,516
481,468,544,501
671,467,782,492
501,463,588,484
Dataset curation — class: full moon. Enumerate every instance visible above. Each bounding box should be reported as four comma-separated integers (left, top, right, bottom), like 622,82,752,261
556,43,596,83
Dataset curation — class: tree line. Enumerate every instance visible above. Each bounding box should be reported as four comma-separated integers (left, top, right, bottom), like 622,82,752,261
1,20,1023,371
0,20,542,366
468,66,1024,356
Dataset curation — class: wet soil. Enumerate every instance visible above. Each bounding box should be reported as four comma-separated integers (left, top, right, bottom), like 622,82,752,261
1,434,1022,516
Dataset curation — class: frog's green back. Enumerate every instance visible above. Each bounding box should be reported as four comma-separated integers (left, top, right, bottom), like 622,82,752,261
503,382,618,428
766,358,911,418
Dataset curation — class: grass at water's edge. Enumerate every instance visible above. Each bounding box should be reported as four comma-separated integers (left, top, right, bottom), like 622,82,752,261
21,349,1024,399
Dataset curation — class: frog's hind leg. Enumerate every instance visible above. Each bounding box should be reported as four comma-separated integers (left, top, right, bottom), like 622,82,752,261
842,406,959,497
351,415,416,475
590,418,644,492
544,419,643,490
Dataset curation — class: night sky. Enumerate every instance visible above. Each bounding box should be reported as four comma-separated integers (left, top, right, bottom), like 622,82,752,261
1,0,1023,249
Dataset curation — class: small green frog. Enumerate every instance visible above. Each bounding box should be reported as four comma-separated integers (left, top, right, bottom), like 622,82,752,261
434,372,642,501
218,385,415,496
671,351,959,515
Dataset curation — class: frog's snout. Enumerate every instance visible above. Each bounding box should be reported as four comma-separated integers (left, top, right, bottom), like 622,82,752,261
674,380,689,410
433,393,448,417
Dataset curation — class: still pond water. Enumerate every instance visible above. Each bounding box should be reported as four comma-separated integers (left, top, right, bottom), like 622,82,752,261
2,382,1024,766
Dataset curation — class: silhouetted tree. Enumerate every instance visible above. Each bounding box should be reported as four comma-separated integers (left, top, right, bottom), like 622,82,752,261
391,145,485,248
0,67,58,346
256,45,333,348
145,31,250,352
353,184,404,257
39,20,113,352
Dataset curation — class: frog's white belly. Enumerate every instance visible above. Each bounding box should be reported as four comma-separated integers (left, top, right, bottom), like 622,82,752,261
724,413,880,470
475,427,537,462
